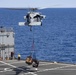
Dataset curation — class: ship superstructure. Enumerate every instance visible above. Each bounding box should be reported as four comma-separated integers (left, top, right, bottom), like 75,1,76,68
0,27,14,60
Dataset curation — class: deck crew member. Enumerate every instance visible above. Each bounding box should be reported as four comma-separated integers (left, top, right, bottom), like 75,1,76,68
18,54,21,61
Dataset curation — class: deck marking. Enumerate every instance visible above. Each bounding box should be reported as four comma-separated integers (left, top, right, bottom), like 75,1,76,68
24,72,37,75
39,63,54,66
0,68,13,73
0,61,26,66
0,61,38,75
36,65,75,73
4,68,13,71
39,62,74,66
57,69,76,70
0,61,25,71
0,62,68,66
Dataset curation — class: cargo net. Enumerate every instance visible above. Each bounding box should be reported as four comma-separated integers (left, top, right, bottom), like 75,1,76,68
25,55,39,68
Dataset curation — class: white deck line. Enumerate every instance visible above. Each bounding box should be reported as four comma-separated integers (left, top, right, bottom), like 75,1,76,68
36,65,75,73
56,69,76,70
0,69,13,73
0,61,25,71
24,65,76,75
24,72,37,75
0,61,25,66
0,61,74,66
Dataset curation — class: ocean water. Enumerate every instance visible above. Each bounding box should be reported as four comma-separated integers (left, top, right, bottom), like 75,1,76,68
0,8,76,64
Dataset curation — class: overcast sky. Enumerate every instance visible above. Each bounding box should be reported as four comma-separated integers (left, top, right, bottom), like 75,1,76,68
0,0,76,8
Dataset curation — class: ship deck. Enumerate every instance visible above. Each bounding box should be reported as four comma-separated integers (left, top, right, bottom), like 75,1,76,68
0,60,76,75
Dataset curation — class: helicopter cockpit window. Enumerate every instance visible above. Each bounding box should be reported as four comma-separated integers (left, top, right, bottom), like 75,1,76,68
34,15,41,22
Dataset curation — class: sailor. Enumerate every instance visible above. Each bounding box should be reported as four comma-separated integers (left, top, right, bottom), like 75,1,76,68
11,52,14,60
18,54,21,61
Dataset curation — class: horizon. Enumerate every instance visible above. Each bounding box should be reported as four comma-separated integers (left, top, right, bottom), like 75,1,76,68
0,7,76,10
0,0,76,9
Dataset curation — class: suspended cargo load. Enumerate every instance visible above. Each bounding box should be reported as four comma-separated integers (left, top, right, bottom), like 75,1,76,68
25,56,33,65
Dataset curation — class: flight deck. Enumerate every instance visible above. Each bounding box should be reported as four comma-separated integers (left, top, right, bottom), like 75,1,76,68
0,60,76,75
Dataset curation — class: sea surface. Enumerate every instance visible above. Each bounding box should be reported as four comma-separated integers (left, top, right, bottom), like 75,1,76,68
0,8,76,64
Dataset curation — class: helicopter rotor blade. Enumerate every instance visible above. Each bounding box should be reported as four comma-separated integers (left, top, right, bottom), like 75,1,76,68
4,7,39,10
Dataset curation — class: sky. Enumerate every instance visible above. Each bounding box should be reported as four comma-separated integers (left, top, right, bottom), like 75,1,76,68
0,0,76,8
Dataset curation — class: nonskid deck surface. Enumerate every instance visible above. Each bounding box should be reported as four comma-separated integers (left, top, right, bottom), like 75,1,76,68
0,60,76,75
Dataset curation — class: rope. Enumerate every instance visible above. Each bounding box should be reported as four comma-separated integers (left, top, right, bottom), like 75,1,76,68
29,25,47,59
29,27,34,54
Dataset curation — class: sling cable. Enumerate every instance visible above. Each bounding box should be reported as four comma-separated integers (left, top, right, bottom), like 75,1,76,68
25,29,39,68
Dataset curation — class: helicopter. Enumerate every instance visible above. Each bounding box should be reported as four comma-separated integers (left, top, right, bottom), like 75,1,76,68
18,8,46,31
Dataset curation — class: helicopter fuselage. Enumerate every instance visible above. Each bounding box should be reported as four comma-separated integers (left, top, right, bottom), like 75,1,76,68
19,11,45,27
